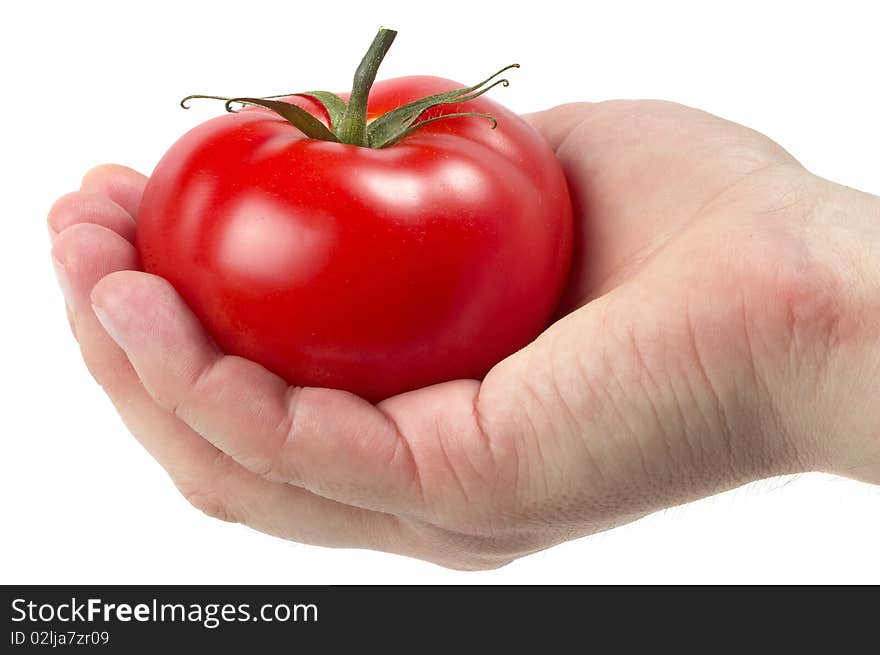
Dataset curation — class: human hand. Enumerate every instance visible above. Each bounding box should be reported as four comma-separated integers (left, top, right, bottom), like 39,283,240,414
49,100,880,569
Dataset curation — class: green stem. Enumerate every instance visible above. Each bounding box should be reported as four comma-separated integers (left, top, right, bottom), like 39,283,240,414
334,28,397,146
179,28,516,149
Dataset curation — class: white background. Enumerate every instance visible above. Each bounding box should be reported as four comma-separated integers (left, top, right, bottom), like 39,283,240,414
2,0,879,584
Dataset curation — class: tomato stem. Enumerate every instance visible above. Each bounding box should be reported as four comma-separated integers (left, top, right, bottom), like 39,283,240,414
178,28,518,149
334,28,397,147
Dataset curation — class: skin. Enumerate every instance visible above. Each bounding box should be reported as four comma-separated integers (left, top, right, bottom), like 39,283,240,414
49,100,880,570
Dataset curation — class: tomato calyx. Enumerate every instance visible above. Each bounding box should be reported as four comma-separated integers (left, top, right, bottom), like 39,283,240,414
180,28,519,149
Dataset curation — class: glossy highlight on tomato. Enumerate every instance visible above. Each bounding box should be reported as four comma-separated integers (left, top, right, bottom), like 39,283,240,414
136,33,572,402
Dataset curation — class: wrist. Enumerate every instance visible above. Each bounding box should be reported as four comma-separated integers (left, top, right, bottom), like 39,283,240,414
779,174,880,482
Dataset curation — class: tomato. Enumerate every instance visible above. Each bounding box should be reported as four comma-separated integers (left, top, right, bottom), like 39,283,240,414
136,30,572,402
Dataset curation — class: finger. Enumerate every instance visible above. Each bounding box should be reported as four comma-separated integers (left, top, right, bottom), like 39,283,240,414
53,224,404,550
52,223,228,485
52,222,142,389
89,271,463,517
48,191,137,243
80,164,148,219
167,445,406,551
53,223,220,476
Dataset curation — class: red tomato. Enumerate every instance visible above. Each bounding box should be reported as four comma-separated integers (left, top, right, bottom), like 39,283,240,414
136,74,572,402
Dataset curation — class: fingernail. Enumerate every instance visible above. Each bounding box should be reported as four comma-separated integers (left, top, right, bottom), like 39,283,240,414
52,256,74,311
92,302,125,348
